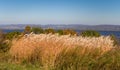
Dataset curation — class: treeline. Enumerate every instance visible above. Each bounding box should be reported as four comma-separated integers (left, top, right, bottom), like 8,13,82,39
24,25,101,37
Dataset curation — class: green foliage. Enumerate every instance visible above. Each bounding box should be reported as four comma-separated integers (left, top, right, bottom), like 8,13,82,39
44,28,55,34
0,31,10,53
0,31,21,52
57,29,77,36
0,30,5,42
81,30,101,37
31,27,44,34
5,31,21,40
0,42,10,53
63,29,77,35
57,30,64,35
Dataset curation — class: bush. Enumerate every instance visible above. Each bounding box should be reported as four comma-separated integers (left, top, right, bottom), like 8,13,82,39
0,30,5,42
31,27,44,34
0,31,21,52
5,31,21,40
0,42,10,53
57,30,64,35
62,29,77,35
0,30,11,53
81,30,100,37
44,28,55,34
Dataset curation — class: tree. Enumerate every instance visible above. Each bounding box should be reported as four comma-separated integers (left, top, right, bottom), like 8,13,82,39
80,30,100,37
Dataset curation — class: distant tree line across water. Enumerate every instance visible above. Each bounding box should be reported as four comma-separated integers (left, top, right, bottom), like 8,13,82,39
23,25,101,37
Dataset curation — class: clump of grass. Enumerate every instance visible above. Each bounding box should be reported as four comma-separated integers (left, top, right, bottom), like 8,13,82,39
9,33,115,69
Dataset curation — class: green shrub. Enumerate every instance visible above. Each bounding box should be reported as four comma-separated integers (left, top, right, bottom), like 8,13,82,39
44,28,55,34
5,31,21,40
0,30,5,42
0,31,9,53
56,30,64,35
63,29,77,35
0,42,10,53
0,31,20,53
81,30,100,37
31,27,44,34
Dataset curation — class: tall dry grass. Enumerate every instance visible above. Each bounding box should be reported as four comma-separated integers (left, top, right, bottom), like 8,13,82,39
9,33,114,68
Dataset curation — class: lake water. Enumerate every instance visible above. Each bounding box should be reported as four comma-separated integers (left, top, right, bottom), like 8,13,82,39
2,29,120,38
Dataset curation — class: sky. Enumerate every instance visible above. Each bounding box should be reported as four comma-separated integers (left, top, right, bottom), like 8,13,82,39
0,0,120,25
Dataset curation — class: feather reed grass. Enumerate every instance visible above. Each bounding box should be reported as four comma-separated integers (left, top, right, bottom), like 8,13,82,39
9,33,115,69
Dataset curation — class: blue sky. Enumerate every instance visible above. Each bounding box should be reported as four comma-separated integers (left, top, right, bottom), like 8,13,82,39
0,0,120,25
